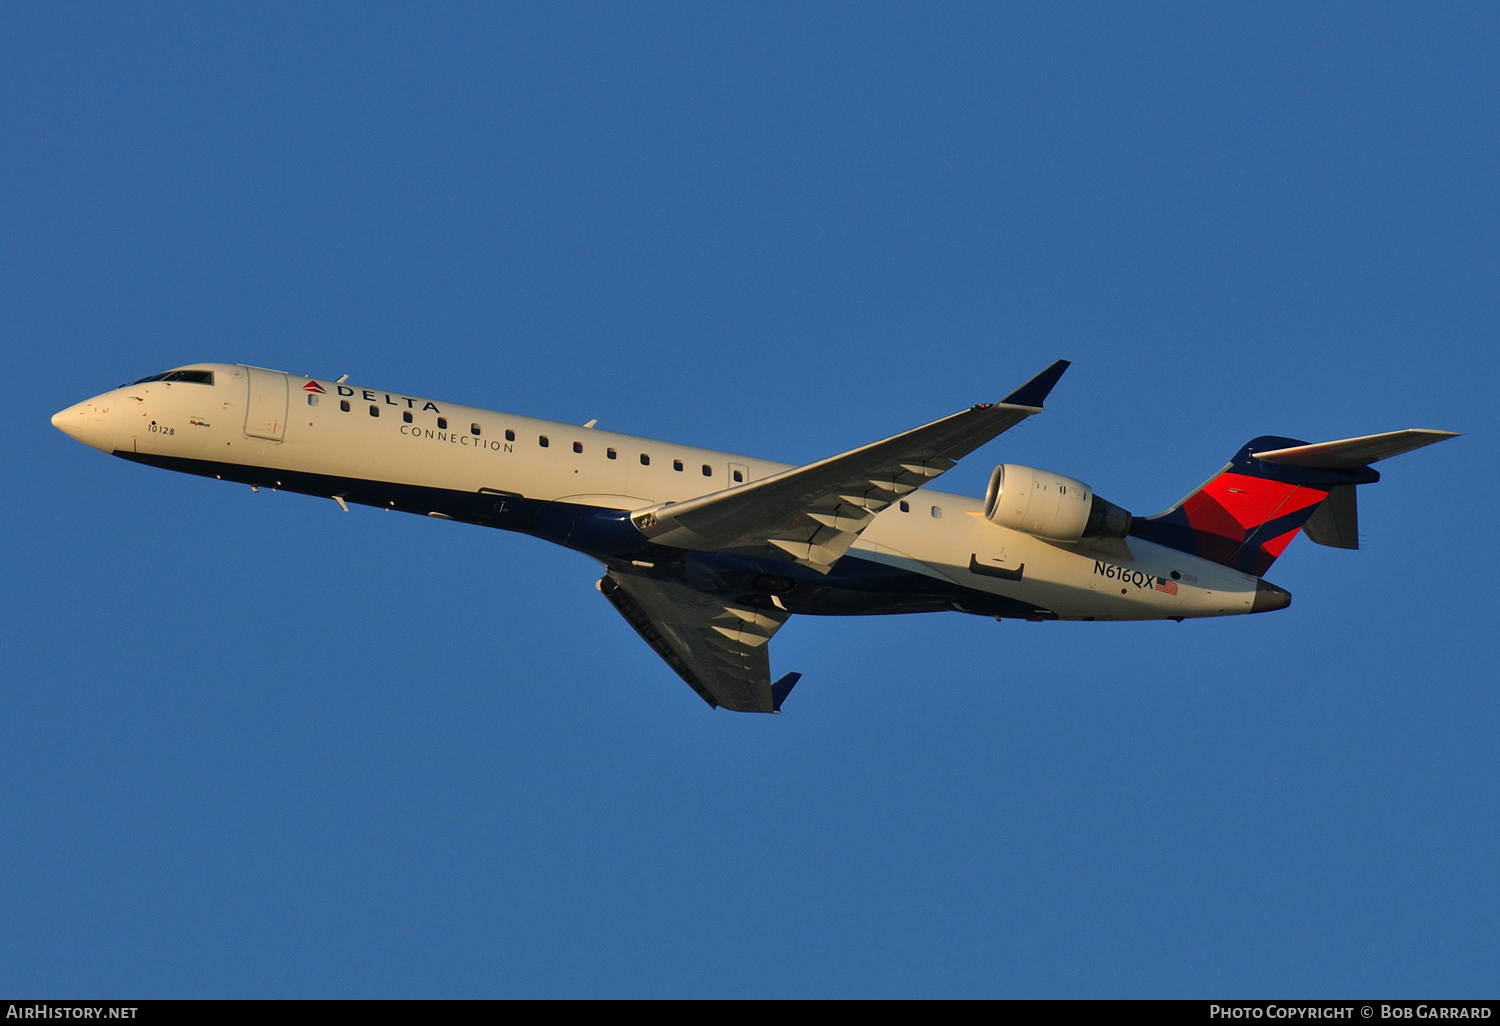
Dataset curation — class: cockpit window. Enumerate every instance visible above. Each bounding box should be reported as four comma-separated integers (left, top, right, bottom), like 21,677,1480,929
127,370,214,386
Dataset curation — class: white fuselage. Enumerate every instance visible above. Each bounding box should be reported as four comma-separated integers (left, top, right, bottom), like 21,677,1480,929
53,363,1268,621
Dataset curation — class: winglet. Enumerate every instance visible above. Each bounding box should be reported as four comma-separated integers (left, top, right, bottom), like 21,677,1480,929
771,672,802,713
999,359,1071,408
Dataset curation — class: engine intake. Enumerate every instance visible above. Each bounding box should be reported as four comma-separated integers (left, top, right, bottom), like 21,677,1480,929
983,464,1131,542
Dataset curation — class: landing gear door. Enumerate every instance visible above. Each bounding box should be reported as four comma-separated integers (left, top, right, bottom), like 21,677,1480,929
243,366,288,442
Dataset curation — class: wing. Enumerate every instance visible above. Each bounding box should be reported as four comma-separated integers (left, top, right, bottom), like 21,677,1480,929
630,360,1070,572
598,571,799,713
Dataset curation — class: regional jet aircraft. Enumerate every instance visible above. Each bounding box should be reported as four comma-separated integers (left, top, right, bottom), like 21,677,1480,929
52,362,1456,712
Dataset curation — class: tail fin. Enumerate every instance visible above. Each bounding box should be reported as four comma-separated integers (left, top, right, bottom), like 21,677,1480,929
1130,430,1456,576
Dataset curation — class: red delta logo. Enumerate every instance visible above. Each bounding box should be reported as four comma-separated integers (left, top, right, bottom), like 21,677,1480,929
1181,472,1329,576
303,381,327,394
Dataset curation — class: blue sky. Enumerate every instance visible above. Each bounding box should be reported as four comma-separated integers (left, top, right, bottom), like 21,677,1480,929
2,3,1496,997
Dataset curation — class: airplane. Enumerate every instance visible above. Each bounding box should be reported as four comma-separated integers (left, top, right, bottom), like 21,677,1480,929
51,361,1456,713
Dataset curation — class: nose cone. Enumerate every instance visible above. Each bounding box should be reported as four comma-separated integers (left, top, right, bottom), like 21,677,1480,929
1251,578,1292,614
51,402,84,438
51,398,116,452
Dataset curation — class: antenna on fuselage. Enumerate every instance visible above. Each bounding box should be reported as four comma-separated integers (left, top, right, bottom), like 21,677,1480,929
335,374,349,384
583,419,597,429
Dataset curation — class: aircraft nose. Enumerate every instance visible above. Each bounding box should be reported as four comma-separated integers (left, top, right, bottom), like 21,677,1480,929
52,402,84,439
51,398,115,452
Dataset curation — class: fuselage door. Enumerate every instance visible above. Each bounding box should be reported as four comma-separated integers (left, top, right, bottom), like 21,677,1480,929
243,366,288,441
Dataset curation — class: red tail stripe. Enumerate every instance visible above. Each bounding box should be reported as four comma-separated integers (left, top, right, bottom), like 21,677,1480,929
1200,473,1327,529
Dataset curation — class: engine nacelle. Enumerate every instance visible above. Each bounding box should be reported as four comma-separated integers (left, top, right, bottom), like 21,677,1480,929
983,464,1131,542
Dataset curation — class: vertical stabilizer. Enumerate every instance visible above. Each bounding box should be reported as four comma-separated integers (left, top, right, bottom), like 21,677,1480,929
1130,430,1455,575
1130,436,1376,575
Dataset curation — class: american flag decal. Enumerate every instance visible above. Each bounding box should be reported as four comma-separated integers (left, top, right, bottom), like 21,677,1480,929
1155,579,1179,595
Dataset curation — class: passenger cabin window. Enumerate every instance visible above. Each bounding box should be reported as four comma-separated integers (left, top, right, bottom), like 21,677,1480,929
732,469,744,483
471,423,481,436
308,394,318,407
899,500,910,512
702,464,712,477
931,506,942,518
402,411,412,423
369,405,379,417
673,460,683,472
573,441,583,453
640,453,650,466
505,429,515,441
607,448,617,460
437,418,447,429
539,435,549,447
340,400,350,412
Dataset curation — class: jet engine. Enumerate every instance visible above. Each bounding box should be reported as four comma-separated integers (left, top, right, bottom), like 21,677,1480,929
983,464,1131,542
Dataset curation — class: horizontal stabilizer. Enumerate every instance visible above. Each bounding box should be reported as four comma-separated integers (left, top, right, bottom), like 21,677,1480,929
1253,429,1458,469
